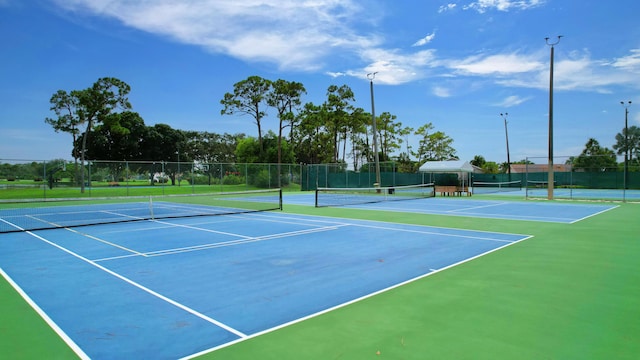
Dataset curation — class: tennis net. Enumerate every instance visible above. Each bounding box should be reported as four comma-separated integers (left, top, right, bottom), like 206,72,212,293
472,180,522,194
526,180,556,188
0,188,282,233
315,183,435,207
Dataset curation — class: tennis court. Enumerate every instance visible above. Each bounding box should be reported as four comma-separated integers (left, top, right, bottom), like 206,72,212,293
0,202,529,359
1,188,638,359
289,192,617,223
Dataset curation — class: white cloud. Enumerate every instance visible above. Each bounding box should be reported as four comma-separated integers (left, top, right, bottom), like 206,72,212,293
438,48,640,94
497,95,530,107
610,49,640,70
463,0,545,13
498,50,640,93
49,0,640,95
51,0,378,71
412,32,436,47
438,3,457,13
449,53,544,75
432,86,452,97
350,48,438,85
326,71,346,78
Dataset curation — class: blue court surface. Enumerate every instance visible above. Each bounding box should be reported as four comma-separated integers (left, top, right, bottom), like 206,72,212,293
524,187,640,201
286,193,618,223
0,212,530,359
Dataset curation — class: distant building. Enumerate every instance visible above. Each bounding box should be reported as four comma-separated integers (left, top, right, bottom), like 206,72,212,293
509,164,572,173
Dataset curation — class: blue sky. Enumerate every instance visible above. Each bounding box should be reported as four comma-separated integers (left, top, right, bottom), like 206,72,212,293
1,0,639,165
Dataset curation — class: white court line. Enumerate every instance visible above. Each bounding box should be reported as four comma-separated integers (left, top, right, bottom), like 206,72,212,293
95,216,247,235
143,225,346,257
355,201,509,214
0,267,90,360
92,217,345,260
348,222,516,243
242,214,529,237
63,227,147,257
89,219,255,261
26,214,63,228
151,219,255,239
244,212,353,227
22,230,248,340
333,202,580,223
183,233,534,359
0,217,24,231
447,202,509,213
570,204,619,224
101,209,148,221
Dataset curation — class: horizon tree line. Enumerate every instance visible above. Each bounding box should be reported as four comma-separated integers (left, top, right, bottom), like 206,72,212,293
45,76,639,182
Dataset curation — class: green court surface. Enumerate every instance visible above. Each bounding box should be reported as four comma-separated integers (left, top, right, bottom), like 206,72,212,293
2,196,639,359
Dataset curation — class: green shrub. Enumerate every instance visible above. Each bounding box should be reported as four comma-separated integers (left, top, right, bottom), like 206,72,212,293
188,174,219,185
251,169,272,188
223,174,244,185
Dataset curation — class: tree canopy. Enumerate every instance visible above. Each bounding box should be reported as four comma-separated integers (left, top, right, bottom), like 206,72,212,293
613,125,640,165
46,77,131,192
573,138,617,171
220,76,271,153
45,75,466,183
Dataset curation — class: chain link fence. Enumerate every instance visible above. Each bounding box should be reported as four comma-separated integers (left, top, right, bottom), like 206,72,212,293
0,159,302,201
472,156,640,201
300,163,452,191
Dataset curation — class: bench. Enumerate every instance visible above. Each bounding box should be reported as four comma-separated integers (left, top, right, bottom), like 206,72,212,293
435,185,472,196
435,185,458,196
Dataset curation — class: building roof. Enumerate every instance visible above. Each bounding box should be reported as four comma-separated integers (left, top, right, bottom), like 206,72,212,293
418,160,477,173
509,164,571,173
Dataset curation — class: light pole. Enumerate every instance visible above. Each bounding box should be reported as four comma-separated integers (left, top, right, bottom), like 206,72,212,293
368,72,381,187
501,113,511,180
176,147,181,187
621,101,632,195
546,35,562,200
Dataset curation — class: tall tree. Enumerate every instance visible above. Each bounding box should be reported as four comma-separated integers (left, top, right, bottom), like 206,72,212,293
347,108,371,170
45,90,82,185
292,102,332,164
470,155,486,168
413,123,435,164
47,77,131,192
613,125,640,166
220,76,271,154
414,123,457,162
266,79,306,186
142,124,188,185
75,111,146,182
235,131,294,164
573,138,617,171
376,112,411,161
184,131,242,164
78,111,146,161
324,85,355,162
482,161,500,174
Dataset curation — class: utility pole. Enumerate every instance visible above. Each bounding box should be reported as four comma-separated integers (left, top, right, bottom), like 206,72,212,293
621,100,632,201
368,72,381,187
501,112,511,181
546,36,562,200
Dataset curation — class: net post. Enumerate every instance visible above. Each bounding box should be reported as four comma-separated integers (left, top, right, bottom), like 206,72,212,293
149,196,154,220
